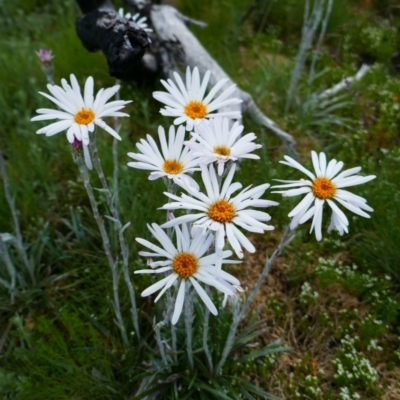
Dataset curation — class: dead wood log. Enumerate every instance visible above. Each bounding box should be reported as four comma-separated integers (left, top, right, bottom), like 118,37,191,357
75,0,296,152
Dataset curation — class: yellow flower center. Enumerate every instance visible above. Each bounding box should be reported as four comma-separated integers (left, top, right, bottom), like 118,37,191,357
163,159,184,175
213,145,231,157
312,177,336,200
74,108,95,125
173,253,198,278
184,101,207,119
208,199,235,223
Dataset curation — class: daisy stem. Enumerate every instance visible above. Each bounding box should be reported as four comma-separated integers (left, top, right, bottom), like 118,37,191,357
214,294,241,375
153,289,178,370
112,80,121,201
203,286,213,373
164,178,178,359
89,135,140,339
74,154,129,348
153,317,170,369
113,136,119,199
0,152,35,284
40,64,54,85
240,227,293,319
0,235,16,304
171,320,177,364
215,226,294,375
164,284,178,363
184,286,194,369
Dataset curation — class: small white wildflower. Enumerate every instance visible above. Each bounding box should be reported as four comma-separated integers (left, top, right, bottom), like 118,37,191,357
272,151,375,240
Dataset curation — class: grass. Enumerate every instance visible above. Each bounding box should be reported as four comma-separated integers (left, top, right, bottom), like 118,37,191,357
0,0,400,398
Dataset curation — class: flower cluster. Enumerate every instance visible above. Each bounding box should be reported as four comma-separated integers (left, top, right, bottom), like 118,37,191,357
299,281,319,306
31,65,376,325
130,67,273,323
332,335,378,387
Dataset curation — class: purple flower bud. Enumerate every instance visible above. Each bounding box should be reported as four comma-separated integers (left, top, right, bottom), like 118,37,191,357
72,136,83,149
35,49,54,64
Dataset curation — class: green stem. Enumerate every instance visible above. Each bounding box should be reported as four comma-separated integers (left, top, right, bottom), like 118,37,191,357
0,152,34,284
203,286,213,373
184,285,194,369
73,151,129,347
89,134,140,339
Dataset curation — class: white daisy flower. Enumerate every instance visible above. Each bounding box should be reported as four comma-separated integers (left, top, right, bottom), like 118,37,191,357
118,8,153,33
135,223,241,325
272,151,376,241
161,164,278,259
152,66,242,131
127,125,200,188
31,74,131,169
185,117,261,176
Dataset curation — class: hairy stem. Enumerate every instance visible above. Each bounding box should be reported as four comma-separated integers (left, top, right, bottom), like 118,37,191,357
164,178,178,359
203,286,213,373
215,295,241,375
0,236,16,303
184,286,194,369
153,289,178,371
0,152,34,284
154,318,170,368
89,135,140,339
112,79,121,205
153,319,168,366
73,151,128,347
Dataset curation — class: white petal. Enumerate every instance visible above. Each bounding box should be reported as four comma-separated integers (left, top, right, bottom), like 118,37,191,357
281,156,316,180
311,151,322,176
189,277,218,315
319,152,327,176
84,76,94,108
171,280,186,325
299,205,316,224
288,192,314,218
83,143,92,170
335,197,371,218
141,275,172,297
154,274,178,302
326,199,349,227
230,224,256,254
311,198,324,241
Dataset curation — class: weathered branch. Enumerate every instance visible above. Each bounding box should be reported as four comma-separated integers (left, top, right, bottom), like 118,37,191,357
319,64,372,99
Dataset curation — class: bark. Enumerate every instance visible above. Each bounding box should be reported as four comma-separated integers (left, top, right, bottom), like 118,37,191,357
75,4,150,80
